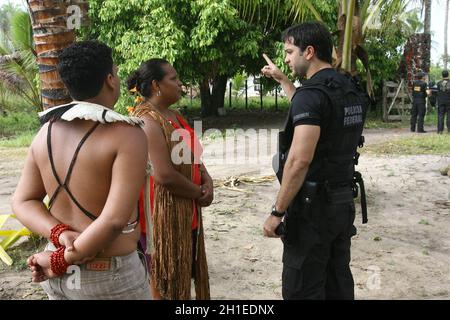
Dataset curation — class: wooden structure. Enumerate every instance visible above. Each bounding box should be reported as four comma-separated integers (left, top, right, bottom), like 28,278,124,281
382,79,412,122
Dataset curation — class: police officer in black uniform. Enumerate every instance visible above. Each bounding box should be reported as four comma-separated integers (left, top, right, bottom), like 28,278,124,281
436,70,450,134
410,72,429,133
262,22,368,300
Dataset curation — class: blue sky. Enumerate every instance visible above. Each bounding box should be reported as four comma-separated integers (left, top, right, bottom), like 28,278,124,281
1,0,447,63
429,0,446,64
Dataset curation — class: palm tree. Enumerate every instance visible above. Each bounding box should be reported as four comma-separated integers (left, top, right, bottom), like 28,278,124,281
26,0,88,109
0,11,40,114
340,0,356,72
445,0,449,69
423,0,431,35
26,0,73,109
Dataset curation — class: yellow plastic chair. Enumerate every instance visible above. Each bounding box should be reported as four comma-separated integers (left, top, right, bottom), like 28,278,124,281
0,214,31,266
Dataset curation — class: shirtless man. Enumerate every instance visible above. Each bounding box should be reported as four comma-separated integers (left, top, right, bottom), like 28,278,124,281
11,40,151,299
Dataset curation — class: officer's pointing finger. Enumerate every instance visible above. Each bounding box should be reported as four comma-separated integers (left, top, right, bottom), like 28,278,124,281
262,53,275,66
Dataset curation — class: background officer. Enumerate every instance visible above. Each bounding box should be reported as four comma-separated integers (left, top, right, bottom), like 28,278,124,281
436,70,450,134
410,72,430,133
261,21,368,300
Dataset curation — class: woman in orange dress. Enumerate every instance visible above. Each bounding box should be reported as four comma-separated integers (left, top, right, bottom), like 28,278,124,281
127,59,213,300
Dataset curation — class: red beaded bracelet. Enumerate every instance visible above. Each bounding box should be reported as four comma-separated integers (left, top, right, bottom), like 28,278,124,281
50,246,69,276
50,223,70,248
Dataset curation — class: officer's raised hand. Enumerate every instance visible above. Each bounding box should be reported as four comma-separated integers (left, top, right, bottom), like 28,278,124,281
261,54,296,100
261,54,287,84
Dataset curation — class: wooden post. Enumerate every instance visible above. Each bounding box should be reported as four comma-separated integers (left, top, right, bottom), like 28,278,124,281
229,81,232,108
260,83,263,111
382,81,388,122
245,80,248,109
275,86,278,111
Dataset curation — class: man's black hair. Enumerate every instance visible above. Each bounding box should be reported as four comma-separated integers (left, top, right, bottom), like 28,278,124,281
442,70,449,78
57,40,113,100
282,21,333,64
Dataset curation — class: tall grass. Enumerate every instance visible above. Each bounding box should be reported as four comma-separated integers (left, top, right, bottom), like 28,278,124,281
0,131,35,147
0,111,39,147
0,111,39,137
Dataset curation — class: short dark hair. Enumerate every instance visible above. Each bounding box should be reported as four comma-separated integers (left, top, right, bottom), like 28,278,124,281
417,72,425,79
57,40,113,100
282,21,333,64
127,59,169,97
443,70,449,78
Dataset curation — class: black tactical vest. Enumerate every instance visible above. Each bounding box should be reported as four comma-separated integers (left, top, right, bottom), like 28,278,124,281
412,80,427,103
306,73,368,185
437,79,450,104
277,71,368,186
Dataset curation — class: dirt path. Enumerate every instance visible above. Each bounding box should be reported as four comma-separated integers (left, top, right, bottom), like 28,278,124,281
1,127,449,300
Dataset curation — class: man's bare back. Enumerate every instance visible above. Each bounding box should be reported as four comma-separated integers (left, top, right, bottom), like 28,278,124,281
12,41,151,299
29,119,146,257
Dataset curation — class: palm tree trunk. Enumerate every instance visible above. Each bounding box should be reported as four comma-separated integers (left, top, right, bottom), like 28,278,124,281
342,0,356,72
27,0,77,109
423,0,431,35
445,0,449,70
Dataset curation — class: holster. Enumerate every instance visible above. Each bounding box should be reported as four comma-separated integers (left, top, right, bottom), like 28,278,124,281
323,171,368,224
283,181,321,252
353,171,368,224
287,180,320,220
297,180,319,205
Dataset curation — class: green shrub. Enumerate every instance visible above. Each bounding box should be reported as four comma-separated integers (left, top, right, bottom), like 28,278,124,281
0,111,40,137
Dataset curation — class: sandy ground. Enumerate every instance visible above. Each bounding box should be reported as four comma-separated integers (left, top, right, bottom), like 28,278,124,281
0,125,449,300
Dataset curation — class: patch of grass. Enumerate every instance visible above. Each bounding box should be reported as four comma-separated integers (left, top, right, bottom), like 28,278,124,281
363,134,450,155
0,112,40,138
0,131,35,148
373,236,382,242
0,234,47,272
364,118,407,129
363,108,438,129
419,219,431,226
173,96,291,112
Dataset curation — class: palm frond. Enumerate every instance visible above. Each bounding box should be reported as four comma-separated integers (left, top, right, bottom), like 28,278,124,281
288,0,323,23
10,12,33,52
0,6,41,112
362,0,384,35
233,0,283,29
360,0,372,22
0,69,24,90
0,51,20,64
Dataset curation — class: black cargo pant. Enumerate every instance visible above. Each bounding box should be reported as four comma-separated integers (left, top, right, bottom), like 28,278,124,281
282,201,356,300
410,101,426,132
437,103,450,133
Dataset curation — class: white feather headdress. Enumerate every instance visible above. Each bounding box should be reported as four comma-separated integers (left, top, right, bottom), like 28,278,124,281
38,101,144,127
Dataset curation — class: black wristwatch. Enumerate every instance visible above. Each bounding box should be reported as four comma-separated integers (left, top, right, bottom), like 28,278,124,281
271,204,285,217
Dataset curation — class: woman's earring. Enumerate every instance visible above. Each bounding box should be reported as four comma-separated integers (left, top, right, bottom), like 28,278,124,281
157,90,161,97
